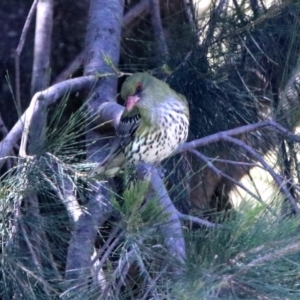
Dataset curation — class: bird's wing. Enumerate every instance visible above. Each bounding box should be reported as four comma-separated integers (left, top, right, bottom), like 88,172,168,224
112,108,141,154
98,108,141,167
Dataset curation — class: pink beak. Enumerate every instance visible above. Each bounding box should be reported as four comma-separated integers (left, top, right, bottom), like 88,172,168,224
125,95,140,112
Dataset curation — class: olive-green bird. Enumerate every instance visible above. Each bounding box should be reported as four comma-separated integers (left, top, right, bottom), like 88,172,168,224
92,72,189,176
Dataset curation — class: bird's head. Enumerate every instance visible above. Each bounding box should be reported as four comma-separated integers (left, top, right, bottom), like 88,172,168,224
120,73,171,112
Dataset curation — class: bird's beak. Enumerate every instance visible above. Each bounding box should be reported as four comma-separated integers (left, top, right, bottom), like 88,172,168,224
125,95,140,112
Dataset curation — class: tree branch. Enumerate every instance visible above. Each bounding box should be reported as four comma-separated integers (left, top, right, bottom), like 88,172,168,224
189,149,276,215
0,75,97,167
83,0,123,162
223,136,299,214
15,0,39,115
52,0,150,84
31,0,53,96
64,0,124,291
149,0,169,64
136,164,186,265
177,120,300,153
177,211,221,228
53,52,85,84
64,182,114,287
124,0,150,25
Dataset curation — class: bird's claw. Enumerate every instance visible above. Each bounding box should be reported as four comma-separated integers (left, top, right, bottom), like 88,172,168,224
155,166,166,179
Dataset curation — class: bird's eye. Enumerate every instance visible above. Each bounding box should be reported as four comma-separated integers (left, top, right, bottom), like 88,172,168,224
136,83,143,94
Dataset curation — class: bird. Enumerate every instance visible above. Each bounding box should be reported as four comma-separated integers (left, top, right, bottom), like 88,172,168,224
92,72,189,176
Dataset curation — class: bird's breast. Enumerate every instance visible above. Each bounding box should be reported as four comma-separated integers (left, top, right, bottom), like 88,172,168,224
125,106,189,164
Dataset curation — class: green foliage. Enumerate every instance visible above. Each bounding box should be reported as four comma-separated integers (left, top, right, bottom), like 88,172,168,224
0,95,97,299
1,99,300,299
95,198,300,299
113,180,167,232
173,203,300,299
44,95,92,160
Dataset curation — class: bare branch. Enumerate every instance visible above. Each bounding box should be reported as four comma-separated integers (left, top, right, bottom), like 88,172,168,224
176,120,300,214
52,0,149,85
53,52,85,84
177,120,300,152
84,0,123,162
65,0,124,290
92,225,122,264
182,0,195,25
65,182,114,287
9,261,59,295
97,102,124,130
141,265,167,300
123,0,150,25
149,0,169,64
96,229,125,271
177,211,221,228
136,164,186,265
31,0,53,95
88,102,300,151
100,249,136,298
0,112,16,169
0,113,9,139
0,75,97,167
189,149,276,215
248,241,300,267
15,0,39,114
224,136,299,214
206,157,262,168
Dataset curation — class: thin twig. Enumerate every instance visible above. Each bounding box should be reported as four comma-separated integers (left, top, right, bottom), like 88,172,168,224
96,230,125,271
0,112,9,137
100,249,136,298
149,0,169,63
217,240,300,291
20,224,51,297
40,231,63,281
206,156,262,168
53,52,85,84
177,119,300,214
189,149,276,215
19,91,40,157
123,0,150,25
133,247,160,299
177,211,221,228
92,224,123,264
43,153,84,223
9,262,59,295
141,265,167,300
40,169,82,224
177,120,300,153
15,0,39,115
224,136,299,214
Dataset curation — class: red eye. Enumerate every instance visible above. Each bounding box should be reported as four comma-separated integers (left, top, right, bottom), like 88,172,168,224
136,82,143,93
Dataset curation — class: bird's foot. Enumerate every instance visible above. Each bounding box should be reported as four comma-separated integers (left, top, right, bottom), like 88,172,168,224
135,163,153,180
155,165,166,179
135,163,165,180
